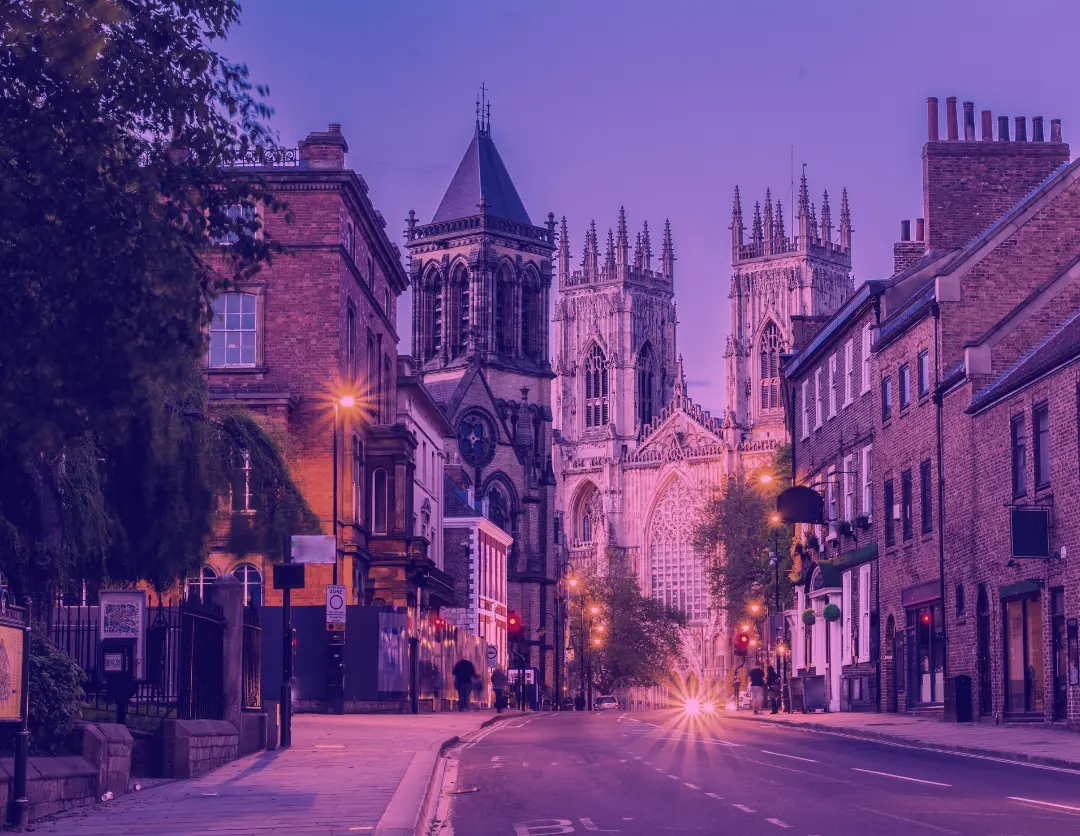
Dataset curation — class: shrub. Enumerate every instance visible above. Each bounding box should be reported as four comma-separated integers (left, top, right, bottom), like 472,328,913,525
28,631,85,754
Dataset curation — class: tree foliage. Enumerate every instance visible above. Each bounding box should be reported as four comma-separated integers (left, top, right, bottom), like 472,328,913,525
570,554,685,694
0,1,314,601
694,445,795,626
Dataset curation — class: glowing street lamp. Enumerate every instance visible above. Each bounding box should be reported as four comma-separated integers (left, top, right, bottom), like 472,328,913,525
759,473,773,484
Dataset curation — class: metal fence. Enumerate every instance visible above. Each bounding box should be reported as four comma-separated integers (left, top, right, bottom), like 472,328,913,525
241,606,261,710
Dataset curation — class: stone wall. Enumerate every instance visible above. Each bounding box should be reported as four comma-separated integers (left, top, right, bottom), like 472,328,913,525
161,719,239,779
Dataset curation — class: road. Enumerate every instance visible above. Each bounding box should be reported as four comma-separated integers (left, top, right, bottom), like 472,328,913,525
444,709,1080,835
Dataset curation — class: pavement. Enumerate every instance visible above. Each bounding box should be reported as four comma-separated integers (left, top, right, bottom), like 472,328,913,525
34,710,516,836
444,709,1080,835
725,707,1080,770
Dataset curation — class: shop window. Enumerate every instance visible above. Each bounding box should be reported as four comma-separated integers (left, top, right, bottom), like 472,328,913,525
1003,593,1044,715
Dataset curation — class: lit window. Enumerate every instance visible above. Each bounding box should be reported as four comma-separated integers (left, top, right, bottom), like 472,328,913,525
210,293,257,368
232,564,263,607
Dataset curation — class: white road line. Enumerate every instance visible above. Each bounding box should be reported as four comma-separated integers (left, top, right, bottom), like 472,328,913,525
732,804,755,813
633,755,642,760
705,792,723,800
851,767,951,787
1007,796,1080,814
759,749,818,763
667,774,680,780
683,782,700,790
766,819,791,829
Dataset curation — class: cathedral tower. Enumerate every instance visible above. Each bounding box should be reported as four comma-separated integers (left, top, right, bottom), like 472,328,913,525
726,172,853,444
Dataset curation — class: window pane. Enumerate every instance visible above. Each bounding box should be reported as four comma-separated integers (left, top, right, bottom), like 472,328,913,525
225,312,241,330
241,312,256,331
226,293,243,313
212,295,227,316
226,345,242,365
242,293,256,314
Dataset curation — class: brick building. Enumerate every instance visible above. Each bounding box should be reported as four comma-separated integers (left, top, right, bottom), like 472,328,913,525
785,283,883,711
205,124,437,612
404,109,560,694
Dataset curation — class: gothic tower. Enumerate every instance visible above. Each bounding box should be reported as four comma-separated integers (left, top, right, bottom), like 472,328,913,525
725,172,853,444
406,101,559,691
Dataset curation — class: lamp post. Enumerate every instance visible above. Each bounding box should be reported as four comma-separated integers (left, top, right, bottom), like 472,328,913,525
328,394,355,716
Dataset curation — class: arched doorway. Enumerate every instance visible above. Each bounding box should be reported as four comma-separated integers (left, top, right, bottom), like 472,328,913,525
977,584,992,717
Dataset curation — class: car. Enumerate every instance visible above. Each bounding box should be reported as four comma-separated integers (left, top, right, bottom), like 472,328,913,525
594,695,620,711
560,698,576,711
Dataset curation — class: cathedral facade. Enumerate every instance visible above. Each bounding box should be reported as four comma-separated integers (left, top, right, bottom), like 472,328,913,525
552,175,852,686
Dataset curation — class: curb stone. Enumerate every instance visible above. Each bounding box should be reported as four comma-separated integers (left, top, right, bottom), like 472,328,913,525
731,713,1080,772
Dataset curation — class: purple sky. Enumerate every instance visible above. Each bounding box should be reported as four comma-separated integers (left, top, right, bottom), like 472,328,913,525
224,0,1079,416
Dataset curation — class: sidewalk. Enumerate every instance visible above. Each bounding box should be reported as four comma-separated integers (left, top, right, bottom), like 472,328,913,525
34,711,512,836
726,708,1080,770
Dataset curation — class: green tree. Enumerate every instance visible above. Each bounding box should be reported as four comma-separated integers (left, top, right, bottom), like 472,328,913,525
0,1,315,602
694,445,795,627
570,553,685,694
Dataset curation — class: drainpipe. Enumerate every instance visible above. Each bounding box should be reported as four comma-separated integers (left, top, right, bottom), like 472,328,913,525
932,301,949,683
873,295,883,712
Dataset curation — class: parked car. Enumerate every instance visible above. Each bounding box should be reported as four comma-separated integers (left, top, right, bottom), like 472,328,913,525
560,698,576,711
594,695,620,711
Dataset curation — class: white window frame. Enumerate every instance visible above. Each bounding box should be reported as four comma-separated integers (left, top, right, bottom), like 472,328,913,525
814,369,823,429
842,570,853,665
861,445,873,521
858,563,872,663
861,324,872,394
826,467,837,522
209,291,259,369
844,339,854,406
843,454,855,521
801,380,810,439
828,354,838,418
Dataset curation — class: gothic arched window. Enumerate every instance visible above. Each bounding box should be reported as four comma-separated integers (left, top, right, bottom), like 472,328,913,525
759,321,782,412
427,270,443,359
637,343,655,428
521,268,539,361
452,264,469,354
580,485,603,543
648,479,706,623
584,345,609,429
495,264,514,352
487,485,508,533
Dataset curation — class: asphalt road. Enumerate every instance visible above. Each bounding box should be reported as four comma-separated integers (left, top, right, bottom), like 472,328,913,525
444,709,1080,835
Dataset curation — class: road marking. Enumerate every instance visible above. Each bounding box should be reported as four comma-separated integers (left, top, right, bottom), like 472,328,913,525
633,755,642,759
732,804,755,813
667,774,680,780
766,819,791,829
848,805,960,834
514,820,576,836
705,792,723,799
348,829,373,832
1007,796,1080,814
580,818,620,832
759,749,818,763
851,768,951,787
683,782,700,790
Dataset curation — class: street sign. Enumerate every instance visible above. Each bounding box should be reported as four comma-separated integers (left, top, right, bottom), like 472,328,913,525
273,562,305,590
325,585,346,631
486,644,498,666
291,535,336,564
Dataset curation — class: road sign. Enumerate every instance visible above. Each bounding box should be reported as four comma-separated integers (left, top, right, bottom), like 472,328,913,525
326,585,346,631
291,535,336,564
273,562,305,590
486,644,498,666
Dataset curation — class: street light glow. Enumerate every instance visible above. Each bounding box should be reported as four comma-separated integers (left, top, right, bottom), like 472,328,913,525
568,578,578,588
770,514,781,524
338,395,356,408
759,473,773,484
740,624,750,632
590,606,600,615
749,604,761,614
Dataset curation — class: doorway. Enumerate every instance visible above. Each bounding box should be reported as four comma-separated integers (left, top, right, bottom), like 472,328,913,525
906,603,944,705
977,585,992,716
1051,588,1067,721
1003,593,1043,716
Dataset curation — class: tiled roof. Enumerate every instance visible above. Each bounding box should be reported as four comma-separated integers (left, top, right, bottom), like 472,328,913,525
432,127,530,225
443,476,480,518
968,306,1080,412
423,378,462,408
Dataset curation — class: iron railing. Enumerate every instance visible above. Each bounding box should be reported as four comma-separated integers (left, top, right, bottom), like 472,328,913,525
241,605,261,710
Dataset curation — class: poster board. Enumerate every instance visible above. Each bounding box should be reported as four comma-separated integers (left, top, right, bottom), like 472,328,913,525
99,590,145,679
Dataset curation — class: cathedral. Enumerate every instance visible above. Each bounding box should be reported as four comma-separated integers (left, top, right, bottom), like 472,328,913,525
552,173,853,684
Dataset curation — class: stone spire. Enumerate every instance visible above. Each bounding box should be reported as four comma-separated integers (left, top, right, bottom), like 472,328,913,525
731,186,745,253
673,354,688,407
797,167,811,243
616,206,629,274
605,227,615,273
558,215,570,283
821,190,832,244
662,219,674,281
752,202,763,247
809,201,818,243
583,219,598,281
776,200,785,241
763,189,774,254
634,231,643,269
641,221,653,271
839,187,852,250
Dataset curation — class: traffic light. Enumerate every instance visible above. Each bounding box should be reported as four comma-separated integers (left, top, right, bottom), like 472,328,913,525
507,611,523,642
733,631,750,656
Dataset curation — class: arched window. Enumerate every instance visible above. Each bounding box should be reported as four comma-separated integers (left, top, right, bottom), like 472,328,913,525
233,563,263,607
456,266,470,353
637,343,655,428
185,565,218,606
496,265,514,352
428,272,443,358
648,479,706,623
759,322,782,412
580,485,603,543
487,486,508,533
584,346,609,428
372,468,388,534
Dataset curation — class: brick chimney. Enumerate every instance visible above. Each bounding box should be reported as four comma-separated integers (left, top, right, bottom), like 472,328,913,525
893,218,926,274
922,97,1069,250
298,123,348,169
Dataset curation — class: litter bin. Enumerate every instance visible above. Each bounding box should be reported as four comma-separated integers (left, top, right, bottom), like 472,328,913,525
945,675,973,722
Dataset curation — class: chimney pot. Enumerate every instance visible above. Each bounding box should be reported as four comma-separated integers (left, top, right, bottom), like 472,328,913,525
1051,118,1063,143
915,218,925,242
1015,116,1027,142
963,102,976,140
982,110,993,141
946,97,958,140
1033,116,1045,142
927,97,940,141
998,116,1010,142
329,123,342,133
900,220,911,242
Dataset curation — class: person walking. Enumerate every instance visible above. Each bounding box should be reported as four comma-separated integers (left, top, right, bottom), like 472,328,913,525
749,665,766,715
453,658,478,711
491,667,509,713
766,665,781,714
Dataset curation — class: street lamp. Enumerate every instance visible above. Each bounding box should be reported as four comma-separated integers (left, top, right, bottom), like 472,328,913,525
332,394,357,587
329,394,357,716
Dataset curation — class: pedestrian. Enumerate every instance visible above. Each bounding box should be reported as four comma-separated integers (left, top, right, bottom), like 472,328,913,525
453,657,477,711
766,665,780,714
749,665,766,715
491,667,509,713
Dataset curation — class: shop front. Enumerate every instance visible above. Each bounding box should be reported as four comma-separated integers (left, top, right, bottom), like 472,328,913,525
899,580,944,709
1000,580,1044,719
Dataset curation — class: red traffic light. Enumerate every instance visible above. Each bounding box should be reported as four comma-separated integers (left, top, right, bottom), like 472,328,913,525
733,632,750,656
